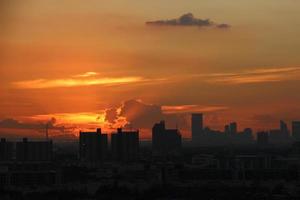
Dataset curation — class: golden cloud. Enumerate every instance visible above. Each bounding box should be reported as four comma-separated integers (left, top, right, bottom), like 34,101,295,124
162,105,228,114
73,71,99,78
13,73,145,89
193,66,300,84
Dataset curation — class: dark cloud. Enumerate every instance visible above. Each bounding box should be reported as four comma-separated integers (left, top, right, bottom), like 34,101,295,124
120,99,163,129
0,118,77,140
0,118,66,132
104,108,118,124
105,99,189,130
146,13,230,29
217,24,231,29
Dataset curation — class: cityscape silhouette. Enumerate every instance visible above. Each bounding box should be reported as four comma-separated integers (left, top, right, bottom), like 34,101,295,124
1,0,300,199
1,113,300,199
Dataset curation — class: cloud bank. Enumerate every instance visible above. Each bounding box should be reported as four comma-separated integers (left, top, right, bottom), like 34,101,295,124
0,118,66,132
105,99,228,130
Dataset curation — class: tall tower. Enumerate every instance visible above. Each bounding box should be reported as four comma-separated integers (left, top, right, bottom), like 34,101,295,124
229,122,237,135
191,113,203,141
292,121,300,141
280,120,289,137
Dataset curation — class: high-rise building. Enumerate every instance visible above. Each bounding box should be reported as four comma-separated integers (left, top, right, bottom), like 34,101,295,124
152,121,182,156
111,128,139,162
236,128,254,144
224,125,230,135
242,128,253,140
280,120,289,137
269,121,290,144
16,138,53,162
243,128,253,137
191,113,203,141
292,121,300,141
79,128,108,163
229,122,237,135
224,122,238,136
0,138,13,161
257,132,269,147
152,120,165,153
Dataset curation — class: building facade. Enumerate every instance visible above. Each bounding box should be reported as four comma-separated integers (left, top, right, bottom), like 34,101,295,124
152,121,181,156
111,128,139,162
0,138,13,161
191,113,203,142
292,121,300,141
16,138,53,162
79,128,108,163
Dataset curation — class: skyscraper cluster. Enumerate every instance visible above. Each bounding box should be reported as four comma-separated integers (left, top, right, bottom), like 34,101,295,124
79,128,139,164
191,113,300,146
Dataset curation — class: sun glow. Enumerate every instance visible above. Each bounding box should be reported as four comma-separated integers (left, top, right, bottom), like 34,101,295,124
23,111,128,134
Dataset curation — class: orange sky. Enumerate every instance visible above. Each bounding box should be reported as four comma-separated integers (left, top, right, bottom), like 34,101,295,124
1,0,300,139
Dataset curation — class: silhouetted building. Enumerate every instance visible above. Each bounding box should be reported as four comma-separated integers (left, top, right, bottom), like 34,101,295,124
292,121,300,141
152,121,181,156
257,132,269,147
202,127,228,145
79,128,108,163
224,122,237,136
269,129,283,144
269,121,290,144
16,138,53,162
224,125,230,135
234,128,253,144
280,120,289,137
229,122,237,135
111,128,139,162
243,128,253,138
291,141,300,155
191,113,203,140
0,138,13,161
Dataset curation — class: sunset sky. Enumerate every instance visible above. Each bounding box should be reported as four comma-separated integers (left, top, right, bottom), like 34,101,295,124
1,0,300,139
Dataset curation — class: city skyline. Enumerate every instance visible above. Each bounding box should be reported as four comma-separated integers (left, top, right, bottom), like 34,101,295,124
1,0,300,139
1,107,300,140
1,1,300,199
1,112,300,143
